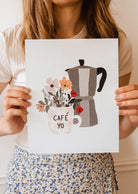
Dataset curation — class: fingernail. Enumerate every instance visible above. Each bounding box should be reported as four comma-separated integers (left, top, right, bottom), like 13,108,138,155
117,102,122,106
115,95,121,100
26,102,31,106
25,88,31,93
119,110,123,115
115,89,120,94
26,94,32,99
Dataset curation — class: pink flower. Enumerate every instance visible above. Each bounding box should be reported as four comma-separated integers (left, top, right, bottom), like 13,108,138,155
45,77,59,95
53,96,60,104
36,104,45,112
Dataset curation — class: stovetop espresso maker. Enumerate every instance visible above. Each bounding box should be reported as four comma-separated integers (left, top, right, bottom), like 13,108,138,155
65,59,107,127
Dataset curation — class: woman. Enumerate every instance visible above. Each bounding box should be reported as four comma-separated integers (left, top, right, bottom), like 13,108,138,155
0,0,138,193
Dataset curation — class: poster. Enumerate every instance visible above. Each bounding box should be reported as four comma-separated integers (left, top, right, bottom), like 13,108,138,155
26,39,119,153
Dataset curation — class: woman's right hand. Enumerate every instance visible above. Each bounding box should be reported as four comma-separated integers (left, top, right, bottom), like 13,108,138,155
2,85,32,135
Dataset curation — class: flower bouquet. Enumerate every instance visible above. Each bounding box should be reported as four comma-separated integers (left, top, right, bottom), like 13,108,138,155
36,77,83,114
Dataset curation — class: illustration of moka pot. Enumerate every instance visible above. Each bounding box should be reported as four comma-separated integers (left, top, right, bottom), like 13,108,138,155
65,59,107,127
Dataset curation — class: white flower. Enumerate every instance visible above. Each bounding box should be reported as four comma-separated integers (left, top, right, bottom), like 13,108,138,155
45,77,59,95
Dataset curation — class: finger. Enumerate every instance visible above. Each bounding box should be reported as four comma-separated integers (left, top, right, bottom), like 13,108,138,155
119,109,138,116
115,90,138,101
115,84,138,95
5,108,28,123
20,106,27,112
116,99,138,107
3,97,31,110
9,85,31,94
119,106,138,110
5,89,32,100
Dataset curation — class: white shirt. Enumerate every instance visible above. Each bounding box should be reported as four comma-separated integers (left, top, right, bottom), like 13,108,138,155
0,25,133,150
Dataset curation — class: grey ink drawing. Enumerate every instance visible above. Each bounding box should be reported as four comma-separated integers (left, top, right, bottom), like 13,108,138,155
65,59,107,127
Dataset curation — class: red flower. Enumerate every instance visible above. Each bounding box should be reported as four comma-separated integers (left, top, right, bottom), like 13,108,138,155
76,106,83,113
71,90,77,97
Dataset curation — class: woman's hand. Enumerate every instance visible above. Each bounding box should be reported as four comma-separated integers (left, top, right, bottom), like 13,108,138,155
115,84,138,125
2,85,32,135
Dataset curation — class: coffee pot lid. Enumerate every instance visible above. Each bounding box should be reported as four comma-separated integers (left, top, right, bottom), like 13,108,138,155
65,59,95,72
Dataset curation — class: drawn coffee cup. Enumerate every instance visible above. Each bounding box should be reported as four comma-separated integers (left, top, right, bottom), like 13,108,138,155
48,106,81,134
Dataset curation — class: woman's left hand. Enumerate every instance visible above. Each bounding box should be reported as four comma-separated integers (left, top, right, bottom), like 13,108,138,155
115,84,138,125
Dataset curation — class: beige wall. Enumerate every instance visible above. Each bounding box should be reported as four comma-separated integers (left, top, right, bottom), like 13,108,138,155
0,0,138,193
111,0,138,193
0,0,23,192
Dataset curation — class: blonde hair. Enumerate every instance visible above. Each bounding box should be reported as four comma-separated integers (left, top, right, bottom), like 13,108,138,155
19,0,119,55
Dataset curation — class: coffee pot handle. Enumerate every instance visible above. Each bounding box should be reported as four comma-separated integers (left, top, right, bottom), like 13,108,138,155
97,67,107,92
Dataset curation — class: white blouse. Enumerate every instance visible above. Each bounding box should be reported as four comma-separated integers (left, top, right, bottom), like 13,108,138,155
0,25,133,150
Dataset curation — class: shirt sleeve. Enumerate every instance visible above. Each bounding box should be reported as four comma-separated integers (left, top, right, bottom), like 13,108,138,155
0,32,12,83
119,30,133,77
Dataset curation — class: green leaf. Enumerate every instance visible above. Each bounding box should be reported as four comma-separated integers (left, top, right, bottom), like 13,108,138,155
59,88,62,94
46,105,50,112
48,92,55,96
38,101,45,105
44,97,48,105
56,90,58,97
49,102,52,106
73,103,77,110
57,104,62,107
74,101,79,108
75,99,82,102
69,98,75,103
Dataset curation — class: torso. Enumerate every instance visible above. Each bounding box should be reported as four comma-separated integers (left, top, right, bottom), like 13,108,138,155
1,25,132,150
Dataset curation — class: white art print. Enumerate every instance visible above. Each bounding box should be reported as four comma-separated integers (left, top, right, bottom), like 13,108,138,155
26,39,119,154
